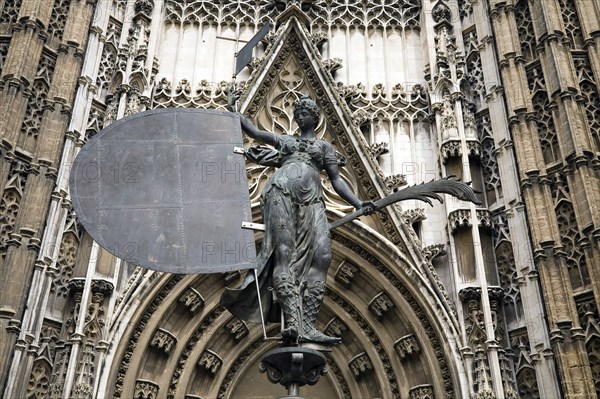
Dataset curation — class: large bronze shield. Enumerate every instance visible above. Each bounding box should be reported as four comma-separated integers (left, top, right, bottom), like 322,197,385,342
69,108,257,274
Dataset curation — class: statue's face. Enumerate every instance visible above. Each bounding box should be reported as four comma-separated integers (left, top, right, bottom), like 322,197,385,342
294,108,316,130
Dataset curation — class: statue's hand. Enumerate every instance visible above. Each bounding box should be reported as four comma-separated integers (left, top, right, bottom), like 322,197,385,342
226,88,241,111
357,201,376,215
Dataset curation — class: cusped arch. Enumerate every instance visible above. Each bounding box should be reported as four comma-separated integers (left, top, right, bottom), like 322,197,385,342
99,214,465,398
431,78,456,105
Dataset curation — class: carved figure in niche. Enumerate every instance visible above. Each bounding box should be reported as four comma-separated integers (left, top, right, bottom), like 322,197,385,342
221,92,374,344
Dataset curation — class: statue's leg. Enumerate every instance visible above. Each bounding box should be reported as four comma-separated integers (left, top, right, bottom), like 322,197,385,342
270,193,300,341
300,216,340,344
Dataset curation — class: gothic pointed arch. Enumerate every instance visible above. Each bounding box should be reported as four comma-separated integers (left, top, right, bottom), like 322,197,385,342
101,218,465,398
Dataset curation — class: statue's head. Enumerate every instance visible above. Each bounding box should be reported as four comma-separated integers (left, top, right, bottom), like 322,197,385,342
293,95,320,126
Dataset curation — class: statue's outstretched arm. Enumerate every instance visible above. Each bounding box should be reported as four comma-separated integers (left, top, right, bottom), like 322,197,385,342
324,161,374,213
227,88,277,146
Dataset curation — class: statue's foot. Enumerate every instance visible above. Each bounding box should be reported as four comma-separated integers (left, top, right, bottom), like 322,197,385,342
300,329,341,345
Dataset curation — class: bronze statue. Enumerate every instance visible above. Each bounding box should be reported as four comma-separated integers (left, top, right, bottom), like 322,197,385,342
221,93,374,344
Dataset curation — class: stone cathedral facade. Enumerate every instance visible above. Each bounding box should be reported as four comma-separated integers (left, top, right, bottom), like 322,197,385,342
0,0,599,398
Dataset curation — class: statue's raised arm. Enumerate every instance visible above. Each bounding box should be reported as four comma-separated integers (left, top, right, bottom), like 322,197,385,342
227,89,278,146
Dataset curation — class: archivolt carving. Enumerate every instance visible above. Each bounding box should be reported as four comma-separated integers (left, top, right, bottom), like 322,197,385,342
134,380,159,399
324,317,347,338
330,232,455,397
225,318,249,341
198,349,223,375
409,384,434,399
335,260,359,288
112,275,183,397
104,227,460,398
395,334,421,360
150,328,177,354
368,292,395,320
324,357,351,398
327,288,399,395
167,307,225,397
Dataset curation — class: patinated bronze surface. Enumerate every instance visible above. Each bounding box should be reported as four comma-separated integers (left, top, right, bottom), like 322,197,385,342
221,94,373,345
70,108,257,274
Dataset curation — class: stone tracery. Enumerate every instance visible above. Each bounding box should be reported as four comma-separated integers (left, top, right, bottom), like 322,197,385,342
1,0,593,397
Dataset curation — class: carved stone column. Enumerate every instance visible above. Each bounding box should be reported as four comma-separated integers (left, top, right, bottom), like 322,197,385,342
489,1,595,397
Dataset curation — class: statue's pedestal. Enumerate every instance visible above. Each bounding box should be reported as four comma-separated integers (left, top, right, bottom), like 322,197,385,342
259,346,328,399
